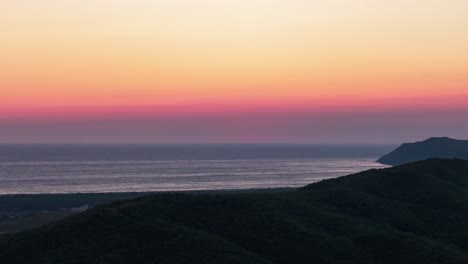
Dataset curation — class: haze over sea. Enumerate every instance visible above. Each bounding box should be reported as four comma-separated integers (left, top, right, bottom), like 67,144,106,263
0,144,393,195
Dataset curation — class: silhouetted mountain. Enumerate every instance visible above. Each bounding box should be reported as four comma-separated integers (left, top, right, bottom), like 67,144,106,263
2,159,468,263
377,137,468,166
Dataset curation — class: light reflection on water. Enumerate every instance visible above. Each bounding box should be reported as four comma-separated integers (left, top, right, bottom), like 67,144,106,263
0,144,393,194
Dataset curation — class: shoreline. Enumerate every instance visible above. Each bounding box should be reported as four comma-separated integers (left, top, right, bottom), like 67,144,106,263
0,187,296,213
0,187,295,197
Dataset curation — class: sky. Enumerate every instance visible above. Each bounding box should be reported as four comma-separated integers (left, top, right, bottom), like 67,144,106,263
1,0,468,143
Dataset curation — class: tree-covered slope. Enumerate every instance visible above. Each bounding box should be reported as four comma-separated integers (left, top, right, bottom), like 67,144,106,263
377,137,468,166
2,159,468,264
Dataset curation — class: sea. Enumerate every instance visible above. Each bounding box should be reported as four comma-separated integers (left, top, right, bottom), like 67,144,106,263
0,144,394,195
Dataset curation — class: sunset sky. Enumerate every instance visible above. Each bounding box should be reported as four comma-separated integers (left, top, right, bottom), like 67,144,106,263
1,0,468,143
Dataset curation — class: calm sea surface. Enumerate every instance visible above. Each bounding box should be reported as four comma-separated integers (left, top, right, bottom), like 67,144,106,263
0,144,394,194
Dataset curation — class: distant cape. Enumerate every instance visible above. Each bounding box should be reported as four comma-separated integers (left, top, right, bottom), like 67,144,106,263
377,137,468,166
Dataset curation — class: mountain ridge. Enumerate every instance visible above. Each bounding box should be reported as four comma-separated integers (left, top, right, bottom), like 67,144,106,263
377,137,468,166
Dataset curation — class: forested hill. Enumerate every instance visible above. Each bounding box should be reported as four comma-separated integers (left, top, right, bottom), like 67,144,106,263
2,159,468,264
378,137,468,166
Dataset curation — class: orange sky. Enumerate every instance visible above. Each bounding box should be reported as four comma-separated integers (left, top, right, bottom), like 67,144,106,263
1,1,468,142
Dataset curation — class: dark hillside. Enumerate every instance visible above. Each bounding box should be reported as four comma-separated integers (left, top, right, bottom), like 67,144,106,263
2,159,468,263
377,137,468,166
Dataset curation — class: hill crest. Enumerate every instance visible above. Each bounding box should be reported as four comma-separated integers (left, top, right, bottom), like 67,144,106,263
377,137,468,166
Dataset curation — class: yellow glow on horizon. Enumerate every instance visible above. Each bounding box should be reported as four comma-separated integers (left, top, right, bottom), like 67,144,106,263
1,0,468,107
